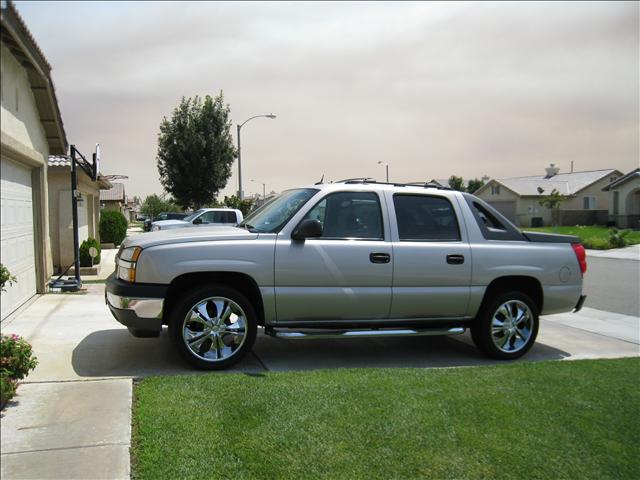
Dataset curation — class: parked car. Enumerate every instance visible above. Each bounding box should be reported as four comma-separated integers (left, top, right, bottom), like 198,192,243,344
151,208,242,231
106,180,587,370
143,212,187,232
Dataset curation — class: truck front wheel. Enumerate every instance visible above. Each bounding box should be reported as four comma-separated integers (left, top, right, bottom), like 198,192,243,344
168,284,257,370
471,291,539,360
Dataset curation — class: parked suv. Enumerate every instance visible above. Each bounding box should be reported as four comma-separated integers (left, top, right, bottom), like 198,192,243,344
151,208,243,231
106,180,586,370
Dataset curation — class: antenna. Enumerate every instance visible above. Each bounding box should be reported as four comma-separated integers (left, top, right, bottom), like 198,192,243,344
315,174,325,185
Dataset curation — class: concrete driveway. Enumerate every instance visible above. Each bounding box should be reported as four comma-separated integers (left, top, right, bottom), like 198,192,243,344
2,276,639,478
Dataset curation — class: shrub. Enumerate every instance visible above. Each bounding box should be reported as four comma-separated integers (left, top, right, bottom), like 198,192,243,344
100,210,128,245
582,237,609,250
79,237,101,266
0,334,38,408
608,228,629,249
0,263,17,292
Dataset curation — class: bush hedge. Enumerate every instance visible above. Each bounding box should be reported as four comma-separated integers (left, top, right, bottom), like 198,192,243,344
100,210,128,245
0,334,38,409
79,237,101,266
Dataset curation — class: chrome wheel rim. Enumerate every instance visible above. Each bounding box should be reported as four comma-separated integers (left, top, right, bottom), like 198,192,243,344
182,296,247,362
490,300,534,353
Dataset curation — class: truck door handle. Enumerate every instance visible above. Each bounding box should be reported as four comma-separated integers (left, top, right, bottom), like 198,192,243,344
446,254,465,265
370,253,391,264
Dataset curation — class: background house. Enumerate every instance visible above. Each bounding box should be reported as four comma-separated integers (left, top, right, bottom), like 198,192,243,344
100,182,126,212
1,1,67,319
475,164,622,227
603,168,640,229
47,156,112,273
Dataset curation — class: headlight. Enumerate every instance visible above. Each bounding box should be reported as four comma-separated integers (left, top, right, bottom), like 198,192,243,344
117,247,142,282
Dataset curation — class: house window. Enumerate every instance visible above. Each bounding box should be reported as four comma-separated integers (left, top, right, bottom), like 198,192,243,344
613,191,619,215
491,185,501,195
583,196,597,210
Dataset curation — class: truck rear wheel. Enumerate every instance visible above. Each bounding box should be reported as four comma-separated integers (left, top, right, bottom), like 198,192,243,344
168,284,257,370
471,291,539,360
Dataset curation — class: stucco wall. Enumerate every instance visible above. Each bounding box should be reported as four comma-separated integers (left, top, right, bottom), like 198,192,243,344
1,45,48,156
562,175,619,211
1,45,53,289
48,168,101,271
608,175,640,229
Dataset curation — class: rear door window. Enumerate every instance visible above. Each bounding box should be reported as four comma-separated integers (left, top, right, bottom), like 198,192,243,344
393,194,461,241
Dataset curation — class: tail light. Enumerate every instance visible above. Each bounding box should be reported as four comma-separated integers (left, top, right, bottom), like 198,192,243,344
571,243,587,276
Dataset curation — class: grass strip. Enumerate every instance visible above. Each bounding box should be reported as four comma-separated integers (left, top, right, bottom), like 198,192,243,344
524,226,640,249
132,358,639,479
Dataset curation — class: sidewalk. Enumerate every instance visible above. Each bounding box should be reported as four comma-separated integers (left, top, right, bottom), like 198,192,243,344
586,244,640,261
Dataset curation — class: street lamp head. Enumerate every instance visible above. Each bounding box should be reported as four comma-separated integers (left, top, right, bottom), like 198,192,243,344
266,114,276,119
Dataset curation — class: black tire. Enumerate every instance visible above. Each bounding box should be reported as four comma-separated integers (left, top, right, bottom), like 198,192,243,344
167,284,257,370
471,291,539,360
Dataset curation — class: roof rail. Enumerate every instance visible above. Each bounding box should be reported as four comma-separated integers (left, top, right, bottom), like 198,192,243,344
406,181,453,190
335,177,377,184
332,178,454,190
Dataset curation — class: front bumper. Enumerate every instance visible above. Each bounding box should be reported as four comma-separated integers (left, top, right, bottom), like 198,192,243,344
105,273,168,333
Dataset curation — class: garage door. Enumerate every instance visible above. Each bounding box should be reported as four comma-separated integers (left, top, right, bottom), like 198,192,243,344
1,156,37,320
488,201,517,224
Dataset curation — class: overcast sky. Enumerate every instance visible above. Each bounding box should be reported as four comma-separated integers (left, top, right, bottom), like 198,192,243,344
15,1,640,199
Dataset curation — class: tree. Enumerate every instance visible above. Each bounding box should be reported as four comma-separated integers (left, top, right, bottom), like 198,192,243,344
448,175,466,192
157,93,236,209
538,189,568,227
141,194,182,219
466,178,485,194
222,195,255,216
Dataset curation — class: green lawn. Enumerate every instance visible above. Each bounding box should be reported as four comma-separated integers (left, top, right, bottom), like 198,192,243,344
132,358,640,479
523,225,640,249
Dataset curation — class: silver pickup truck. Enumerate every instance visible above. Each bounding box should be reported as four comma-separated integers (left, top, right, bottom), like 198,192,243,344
106,180,587,369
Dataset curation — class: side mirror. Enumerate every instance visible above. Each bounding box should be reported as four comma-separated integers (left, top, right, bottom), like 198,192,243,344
292,219,322,241
193,217,203,225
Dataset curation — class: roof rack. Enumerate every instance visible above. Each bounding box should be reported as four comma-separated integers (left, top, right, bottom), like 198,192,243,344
332,178,453,190
405,181,453,190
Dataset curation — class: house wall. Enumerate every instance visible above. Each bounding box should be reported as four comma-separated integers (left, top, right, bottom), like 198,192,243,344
608,176,640,229
102,200,123,212
47,168,101,271
561,175,618,211
1,44,53,291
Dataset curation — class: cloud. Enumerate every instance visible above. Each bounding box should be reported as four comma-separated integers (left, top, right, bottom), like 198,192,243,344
15,0,639,197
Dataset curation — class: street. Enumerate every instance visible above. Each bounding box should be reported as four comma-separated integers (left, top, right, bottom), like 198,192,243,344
583,257,640,316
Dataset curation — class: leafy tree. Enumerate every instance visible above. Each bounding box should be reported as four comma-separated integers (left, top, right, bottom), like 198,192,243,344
222,195,255,216
157,93,236,209
466,178,485,194
141,194,182,219
448,175,466,192
538,189,568,227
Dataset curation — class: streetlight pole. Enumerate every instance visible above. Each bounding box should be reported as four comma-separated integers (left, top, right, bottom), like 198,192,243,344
378,161,389,182
237,113,276,200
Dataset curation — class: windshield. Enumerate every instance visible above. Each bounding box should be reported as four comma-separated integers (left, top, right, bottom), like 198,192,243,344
239,188,318,233
183,209,205,222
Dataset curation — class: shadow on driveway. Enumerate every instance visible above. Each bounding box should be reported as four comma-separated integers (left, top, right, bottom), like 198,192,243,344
71,328,571,378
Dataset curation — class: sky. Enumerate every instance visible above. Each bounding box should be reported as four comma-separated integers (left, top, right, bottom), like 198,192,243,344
14,1,640,200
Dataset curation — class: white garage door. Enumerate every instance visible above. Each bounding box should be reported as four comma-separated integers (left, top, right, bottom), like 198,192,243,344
1,156,37,320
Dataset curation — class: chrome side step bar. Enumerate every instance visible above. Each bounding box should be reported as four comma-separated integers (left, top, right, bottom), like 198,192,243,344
265,326,465,340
